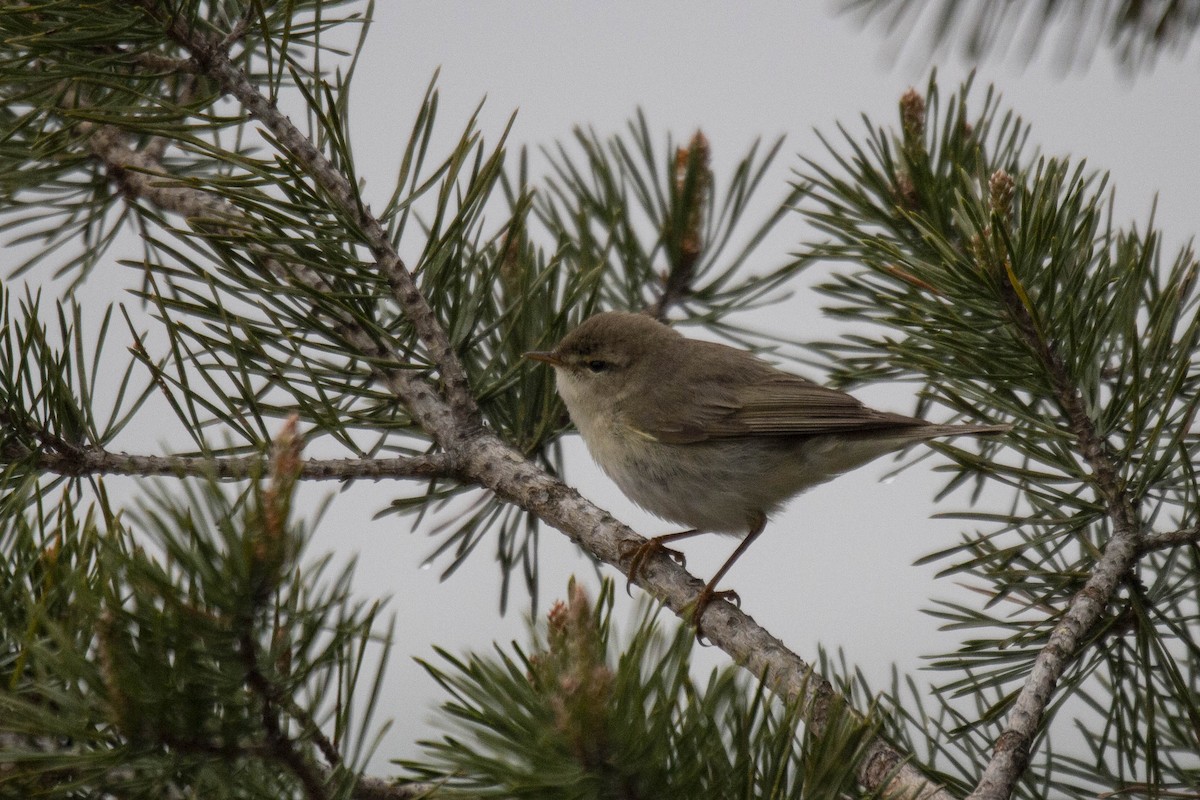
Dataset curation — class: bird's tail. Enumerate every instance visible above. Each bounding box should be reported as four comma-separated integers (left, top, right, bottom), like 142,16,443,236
920,422,1011,439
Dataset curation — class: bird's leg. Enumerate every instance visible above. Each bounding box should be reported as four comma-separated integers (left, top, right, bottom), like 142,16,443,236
620,528,707,593
690,512,767,641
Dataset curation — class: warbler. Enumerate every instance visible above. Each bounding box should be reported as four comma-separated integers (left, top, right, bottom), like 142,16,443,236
526,311,1007,627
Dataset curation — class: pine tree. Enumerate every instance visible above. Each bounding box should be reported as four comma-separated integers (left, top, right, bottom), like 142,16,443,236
1,3,1197,799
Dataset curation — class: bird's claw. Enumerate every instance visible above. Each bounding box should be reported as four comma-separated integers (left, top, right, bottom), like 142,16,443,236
690,586,740,644
619,537,686,596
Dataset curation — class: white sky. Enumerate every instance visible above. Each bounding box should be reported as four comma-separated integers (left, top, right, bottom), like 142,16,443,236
21,0,1200,776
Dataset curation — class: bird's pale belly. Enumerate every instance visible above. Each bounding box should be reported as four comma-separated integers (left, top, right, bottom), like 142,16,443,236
583,429,846,535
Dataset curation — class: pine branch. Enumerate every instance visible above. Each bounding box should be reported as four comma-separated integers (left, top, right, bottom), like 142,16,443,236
968,535,1143,800
787,73,1200,793
131,0,480,431
83,122,462,445
51,11,955,797
60,12,955,800
406,580,897,797
967,172,1143,800
235,420,330,800
241,626,330,800
0,730,428,800
841,0,1200,73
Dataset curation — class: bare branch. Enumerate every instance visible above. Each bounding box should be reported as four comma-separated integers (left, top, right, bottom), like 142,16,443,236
1138,525,1200,554
26,446,455,482
4,410,455,484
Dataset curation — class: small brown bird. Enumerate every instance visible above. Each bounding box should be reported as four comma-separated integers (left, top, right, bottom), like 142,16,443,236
527,311,1007,629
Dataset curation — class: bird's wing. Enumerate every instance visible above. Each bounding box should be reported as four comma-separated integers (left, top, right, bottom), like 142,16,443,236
629,365,926,445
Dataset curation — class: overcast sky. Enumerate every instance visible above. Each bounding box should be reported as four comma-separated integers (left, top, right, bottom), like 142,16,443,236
25,1,1200,772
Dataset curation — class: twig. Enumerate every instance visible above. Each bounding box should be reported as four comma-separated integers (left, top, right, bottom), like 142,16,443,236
1137,525,1200,554
26,446,456,482
241,630,329,800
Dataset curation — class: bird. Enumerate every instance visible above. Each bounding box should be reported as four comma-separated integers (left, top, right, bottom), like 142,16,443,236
525,310,1008,632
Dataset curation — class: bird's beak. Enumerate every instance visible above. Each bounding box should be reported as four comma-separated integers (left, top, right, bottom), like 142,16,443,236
523,350,564,367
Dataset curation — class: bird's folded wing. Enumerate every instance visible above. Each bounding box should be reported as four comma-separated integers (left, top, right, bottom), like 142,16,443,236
632,373,925,444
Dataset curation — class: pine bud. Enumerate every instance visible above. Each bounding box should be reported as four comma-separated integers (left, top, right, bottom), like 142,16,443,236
667,130,711,289
900,88,926,141
989,169,1015,218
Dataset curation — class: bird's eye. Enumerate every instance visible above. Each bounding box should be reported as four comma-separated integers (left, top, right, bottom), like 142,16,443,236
585,359,610,373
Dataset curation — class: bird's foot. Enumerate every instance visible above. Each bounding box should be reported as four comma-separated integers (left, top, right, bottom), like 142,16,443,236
619,536,687,596
690,584,740,644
